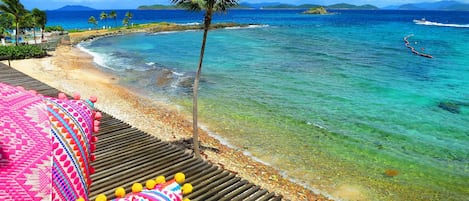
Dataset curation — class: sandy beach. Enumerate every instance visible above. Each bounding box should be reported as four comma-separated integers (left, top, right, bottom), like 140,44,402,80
2,33,332,201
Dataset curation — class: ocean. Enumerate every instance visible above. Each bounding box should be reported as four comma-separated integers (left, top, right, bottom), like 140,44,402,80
48,9,469,200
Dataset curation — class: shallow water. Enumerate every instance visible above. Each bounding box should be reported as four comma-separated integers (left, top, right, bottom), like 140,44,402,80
74,9,469,200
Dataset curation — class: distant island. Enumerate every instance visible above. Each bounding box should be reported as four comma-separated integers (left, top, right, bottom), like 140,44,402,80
326,3,378,10
136,3,378,10
136,1,468,11
138,3,252,10
241,2,379,10
258,3,321,9
55,5,95,11
385,0,469,11
303,6,328,14
138,4,180,10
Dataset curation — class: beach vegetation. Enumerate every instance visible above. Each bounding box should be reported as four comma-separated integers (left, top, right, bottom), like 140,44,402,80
99,11,108,28
0,13,13,38
0,0,28,45
88,16,98,30
303,6,328,14
171,0,239,158
122,17,129,27
109,10,117,28
0,45,47,59
0,0,47,45
44,25,64,32
31,8,47,42
124,11,133,27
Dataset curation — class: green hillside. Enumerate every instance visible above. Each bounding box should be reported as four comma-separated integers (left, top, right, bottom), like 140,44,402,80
138,4,179,10
326,3,378,10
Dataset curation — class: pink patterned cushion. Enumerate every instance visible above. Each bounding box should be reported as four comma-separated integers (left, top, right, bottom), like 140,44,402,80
0,82,100,201
44,95,98,201
0,83,52,200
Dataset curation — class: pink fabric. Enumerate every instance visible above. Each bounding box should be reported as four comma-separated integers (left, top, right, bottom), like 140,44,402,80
0,83,52,201
45,97,96,201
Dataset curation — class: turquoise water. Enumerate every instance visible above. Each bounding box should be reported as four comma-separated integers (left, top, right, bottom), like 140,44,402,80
77,10,469,200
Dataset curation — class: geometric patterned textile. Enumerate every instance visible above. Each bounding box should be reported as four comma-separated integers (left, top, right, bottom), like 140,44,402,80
44,96,97,201
0,83,52,201
0,82,99,201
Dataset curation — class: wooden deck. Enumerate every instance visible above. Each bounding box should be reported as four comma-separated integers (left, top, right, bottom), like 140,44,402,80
0,63,285,201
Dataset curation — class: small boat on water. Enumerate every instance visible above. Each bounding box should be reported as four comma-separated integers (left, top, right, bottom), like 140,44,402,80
413,18,427,23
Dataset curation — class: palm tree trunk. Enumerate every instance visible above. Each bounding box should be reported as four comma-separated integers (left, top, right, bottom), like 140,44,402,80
15,21,19,46
193,9,213,158
33,27,36,44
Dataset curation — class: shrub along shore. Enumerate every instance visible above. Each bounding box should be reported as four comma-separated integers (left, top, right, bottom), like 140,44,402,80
0,22,250,60
68,22,251,45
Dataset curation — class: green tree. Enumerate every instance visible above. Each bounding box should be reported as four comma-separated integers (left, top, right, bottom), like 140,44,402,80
122,17,129,27
170,0,239,158
33,9,46,41
0,0,27,46
88,16,97,30
125,11,133,26
100,11,107,29
109,10,117,28
31,8,46,44
0,14,13,40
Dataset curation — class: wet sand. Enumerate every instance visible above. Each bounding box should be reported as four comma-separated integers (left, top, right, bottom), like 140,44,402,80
2,34,333,201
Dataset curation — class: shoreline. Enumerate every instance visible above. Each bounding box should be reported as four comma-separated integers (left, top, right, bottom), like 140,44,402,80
2,33,332,201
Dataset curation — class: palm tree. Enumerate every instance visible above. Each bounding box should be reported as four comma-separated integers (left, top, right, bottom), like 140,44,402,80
31,8,46,44
0,14,13,41
99,11,107,29
122,17,129,27
0,0,27,46
36,9,46,41
88,16,97,30
170,0,239,158
125,11,133,27
109,10,117,28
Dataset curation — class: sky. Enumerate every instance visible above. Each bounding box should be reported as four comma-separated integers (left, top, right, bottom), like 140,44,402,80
17,0,469,10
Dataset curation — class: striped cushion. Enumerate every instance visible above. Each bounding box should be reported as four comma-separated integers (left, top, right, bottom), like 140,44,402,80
1,83,99,201
44,97,97,201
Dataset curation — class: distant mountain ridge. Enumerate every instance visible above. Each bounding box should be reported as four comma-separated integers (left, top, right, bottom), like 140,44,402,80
240,2,378,10
55,5,95,11
138,4,179,10
385,1,469,10
136,1,469,11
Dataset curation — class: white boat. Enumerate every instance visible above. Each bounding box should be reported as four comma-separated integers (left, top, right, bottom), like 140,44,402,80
413,18,427,23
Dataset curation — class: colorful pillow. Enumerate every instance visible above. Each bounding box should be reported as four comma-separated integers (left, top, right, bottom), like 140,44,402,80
88,173,193,201
44,93,99,201
0,83,52,201
0,82,100,201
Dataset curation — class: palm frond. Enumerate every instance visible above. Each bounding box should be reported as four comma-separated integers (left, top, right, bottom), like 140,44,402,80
214,0,239,11
171,0,202,11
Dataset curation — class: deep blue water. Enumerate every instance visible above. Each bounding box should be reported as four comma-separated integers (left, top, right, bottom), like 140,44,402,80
50,9,469,200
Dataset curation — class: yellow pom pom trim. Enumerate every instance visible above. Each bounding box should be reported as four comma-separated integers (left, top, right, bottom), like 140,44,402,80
115,187,126,198
95,194,107,201
182,183,193,195
132,182,143,193
183,198,191,201
146,179,156,189
155,175,166,184
76,197,85,201
174,172,185,184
